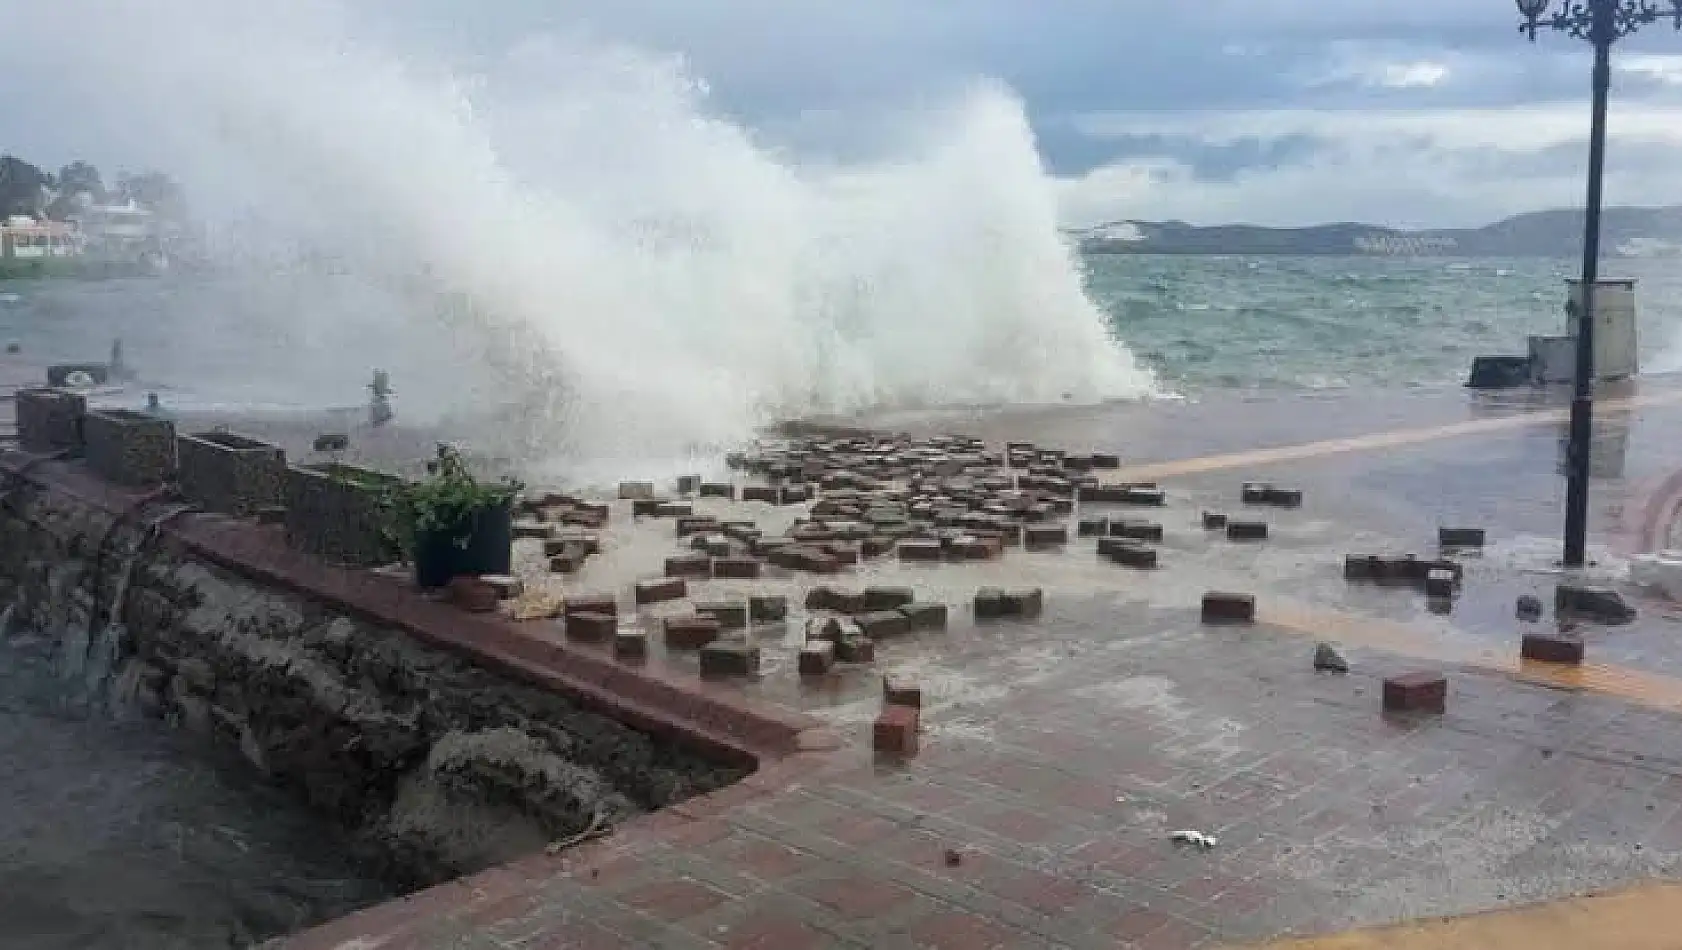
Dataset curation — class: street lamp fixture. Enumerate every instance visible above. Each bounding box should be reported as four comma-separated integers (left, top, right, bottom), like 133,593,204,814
1515,0,1682,568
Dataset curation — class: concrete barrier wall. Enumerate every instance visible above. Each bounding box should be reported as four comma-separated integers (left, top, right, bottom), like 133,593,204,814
0,464,747,889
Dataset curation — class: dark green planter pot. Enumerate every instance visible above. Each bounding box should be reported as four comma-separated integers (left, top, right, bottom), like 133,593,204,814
412,503,514,589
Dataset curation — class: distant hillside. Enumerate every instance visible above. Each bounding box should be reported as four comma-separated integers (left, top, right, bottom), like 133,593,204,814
1072,206,1682,258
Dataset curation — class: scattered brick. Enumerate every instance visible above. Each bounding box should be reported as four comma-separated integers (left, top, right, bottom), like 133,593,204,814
1202,511,1229,530
663,615,722,650
742,485,780,503
1077,517,1109,537
712,557,762,580
566,611,616,643
1110,520,1163,542
675,475,701,495
1383,671,1447,714
898,602,949,631
898,540,944,562
1240,482,1272,504
699,482,735,499
548,546,585,574
565,593,618,619
873,704,919,756
1521,633,1584,665
631,498,666,517
1201,591,1256,624
1102,541,1158,569
1555,584,1636,624
749,595,788,624
1024,525,1069,549
1001,588,1044,618
635,577,687,605
883,674,922,708
1123,487,1166,506
855,610,911,639
953,535,1003,560
512,520,551,540
664,554,712,579
618,481,655,500
1516,594,1544,621
974,587,1007,619
696,601,748,630
1439,527,1487,548
1424,568,1457,598
699,640,760,678
480,574,523,599
835,635,876,663
1227,521,1269,541
798,641,835,677
862,586,916,611
614,628,648,660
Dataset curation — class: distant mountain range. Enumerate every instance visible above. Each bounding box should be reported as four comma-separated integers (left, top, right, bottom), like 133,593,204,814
1071,206,1682,258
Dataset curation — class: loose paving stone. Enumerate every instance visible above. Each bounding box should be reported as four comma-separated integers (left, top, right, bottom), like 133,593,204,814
696,601,748,631
973,587,1007,619
1101,541,1158,569
835,635,876,663
613,627,648,660
1383,671,1448,714
1077,517,1109,537
711,557,762,580
873,704,919,756
1023,524,1069,549
798,641,835,677
1522,632,1585,665
855,610,912,640
631,498,666,517
861,586,916,611
548,546,586,574
1556,584,1637,624
664,554,712,579
749,594,788,624
512,520,551,540
1517,593,1545,621
618,481,655,500
698,482,735,499
635,577,687,605
675,475,701,495
898,602,949,631
1227,520,1269,541
1240,482,1272,504
1122,486,1166,506
1202,591,1256,624
1439,526,1487,548
1313,642,1350,673
480,574,523,599
564,593,618,619
653,502,692,518
566,611,616,643
662,615,721,650
1001,588,1044,618
742,485,780,503
1091,452,1120,468
898,540,944,562
1110,519,1164,542
882,674,922,708
699,640,760,678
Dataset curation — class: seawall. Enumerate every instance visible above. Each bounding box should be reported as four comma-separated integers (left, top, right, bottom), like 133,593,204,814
0,450,765,894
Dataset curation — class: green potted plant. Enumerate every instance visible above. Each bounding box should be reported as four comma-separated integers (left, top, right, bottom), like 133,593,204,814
392,443,523,589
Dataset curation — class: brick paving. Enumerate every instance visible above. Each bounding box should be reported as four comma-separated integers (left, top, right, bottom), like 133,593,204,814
259,380,1682,949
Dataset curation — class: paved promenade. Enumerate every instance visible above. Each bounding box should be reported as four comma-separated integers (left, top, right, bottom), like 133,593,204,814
261,376,1682,949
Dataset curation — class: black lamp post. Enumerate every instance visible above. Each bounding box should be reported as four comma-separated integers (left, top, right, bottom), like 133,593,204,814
1517,0,1682,568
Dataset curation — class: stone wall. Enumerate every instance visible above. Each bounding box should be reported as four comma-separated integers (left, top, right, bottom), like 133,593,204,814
0,473,747,890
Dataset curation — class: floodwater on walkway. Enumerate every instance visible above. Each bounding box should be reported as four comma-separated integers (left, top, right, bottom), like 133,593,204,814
0,624,395,949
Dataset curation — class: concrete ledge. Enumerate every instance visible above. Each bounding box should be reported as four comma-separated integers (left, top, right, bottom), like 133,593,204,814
0,450,826,768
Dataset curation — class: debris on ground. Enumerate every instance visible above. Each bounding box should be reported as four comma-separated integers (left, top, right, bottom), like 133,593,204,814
1313,642,1349,673
1170,829,1218,850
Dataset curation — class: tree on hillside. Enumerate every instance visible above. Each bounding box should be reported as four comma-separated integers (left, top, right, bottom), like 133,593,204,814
57,160,104,200
116,171,188,221
0,154,49,216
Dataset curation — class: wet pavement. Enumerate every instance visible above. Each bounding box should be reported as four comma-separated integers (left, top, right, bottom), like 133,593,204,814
261,374,1682,949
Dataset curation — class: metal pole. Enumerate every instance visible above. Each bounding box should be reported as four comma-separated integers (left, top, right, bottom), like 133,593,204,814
1563,7,1612,568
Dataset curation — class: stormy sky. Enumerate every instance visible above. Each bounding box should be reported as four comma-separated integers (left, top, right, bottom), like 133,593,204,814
8,0,1682,228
